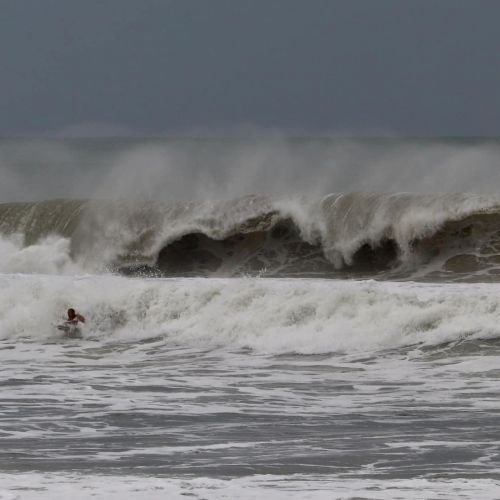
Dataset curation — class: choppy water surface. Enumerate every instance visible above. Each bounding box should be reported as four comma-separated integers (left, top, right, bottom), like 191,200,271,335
2,277,500,498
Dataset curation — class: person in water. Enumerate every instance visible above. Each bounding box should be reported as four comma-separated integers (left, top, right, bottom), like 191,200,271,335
65,308,85,326
57,308,86,337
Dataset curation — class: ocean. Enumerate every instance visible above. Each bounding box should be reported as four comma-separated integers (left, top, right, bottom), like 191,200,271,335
2,138,500,499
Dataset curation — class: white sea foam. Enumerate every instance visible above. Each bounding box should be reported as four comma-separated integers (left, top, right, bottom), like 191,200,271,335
1,274,500,353
1,473,500,500
0,235,82,275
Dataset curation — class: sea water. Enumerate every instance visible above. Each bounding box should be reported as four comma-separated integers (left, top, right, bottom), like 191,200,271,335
2,138,500,498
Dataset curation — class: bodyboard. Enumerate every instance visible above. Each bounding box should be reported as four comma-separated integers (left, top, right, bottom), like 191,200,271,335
57,324,82,339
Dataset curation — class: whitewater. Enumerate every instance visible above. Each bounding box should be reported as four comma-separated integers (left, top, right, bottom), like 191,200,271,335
3,138,500,499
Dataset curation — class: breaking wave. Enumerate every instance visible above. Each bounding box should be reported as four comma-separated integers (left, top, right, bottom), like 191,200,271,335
2,274,500,354
1,192,500,281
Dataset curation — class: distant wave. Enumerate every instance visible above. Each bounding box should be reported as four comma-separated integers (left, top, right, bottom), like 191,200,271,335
1,192,500,281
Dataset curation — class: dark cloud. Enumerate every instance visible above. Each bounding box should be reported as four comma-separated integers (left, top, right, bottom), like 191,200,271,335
1,0,500,136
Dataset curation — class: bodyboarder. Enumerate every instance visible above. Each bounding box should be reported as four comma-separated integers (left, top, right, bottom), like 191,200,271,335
57,308,86,337
65,308,86,326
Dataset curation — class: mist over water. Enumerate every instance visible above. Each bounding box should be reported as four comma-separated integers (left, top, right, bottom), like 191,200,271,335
2,137,500,202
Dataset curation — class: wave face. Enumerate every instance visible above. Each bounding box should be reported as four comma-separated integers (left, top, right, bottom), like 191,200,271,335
1,193,500,281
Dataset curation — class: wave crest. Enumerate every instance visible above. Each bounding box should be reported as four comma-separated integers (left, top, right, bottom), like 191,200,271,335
1,192,500,281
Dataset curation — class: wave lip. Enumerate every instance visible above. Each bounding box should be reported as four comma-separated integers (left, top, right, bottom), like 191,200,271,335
1,192,500,281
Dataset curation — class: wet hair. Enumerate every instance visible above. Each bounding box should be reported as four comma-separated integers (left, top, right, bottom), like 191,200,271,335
67,308,75,316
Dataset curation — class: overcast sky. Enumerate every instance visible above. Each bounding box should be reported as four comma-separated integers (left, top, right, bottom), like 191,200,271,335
1,0,500,137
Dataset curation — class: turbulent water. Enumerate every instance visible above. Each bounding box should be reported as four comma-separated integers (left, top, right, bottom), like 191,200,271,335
2,138,500,498
2,191,500,281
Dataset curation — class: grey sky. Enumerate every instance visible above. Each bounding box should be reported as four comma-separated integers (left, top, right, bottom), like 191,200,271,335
1,0,500,137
